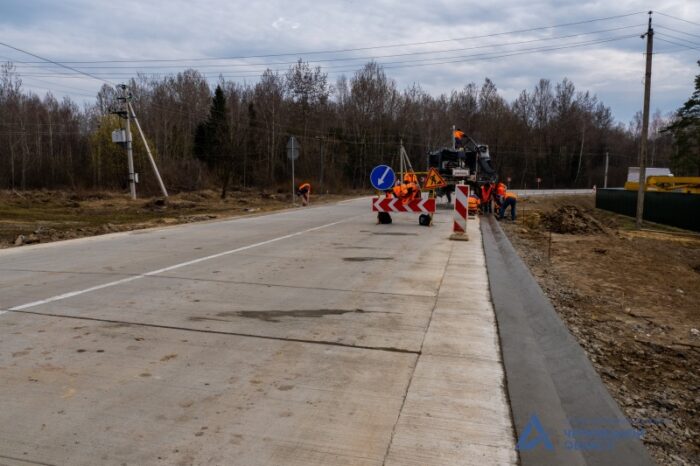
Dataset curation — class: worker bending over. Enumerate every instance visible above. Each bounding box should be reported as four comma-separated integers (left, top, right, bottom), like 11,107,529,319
296,182,311,206
497,189,517,221
392,173,420,204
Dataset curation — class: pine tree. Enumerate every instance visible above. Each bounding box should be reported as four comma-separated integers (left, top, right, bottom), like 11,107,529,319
666,61,700,176
194,85,234,197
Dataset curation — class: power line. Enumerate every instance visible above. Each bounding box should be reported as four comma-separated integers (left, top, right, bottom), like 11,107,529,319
10,24,644,71
13,11,647,65
655,32,700,47
655,37,700,51
19,76,101,98
0,41,114,86
656,24,700,39
656,11,700,28
13,34,639,80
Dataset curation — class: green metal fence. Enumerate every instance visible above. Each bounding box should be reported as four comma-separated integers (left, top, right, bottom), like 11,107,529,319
596,189,700,232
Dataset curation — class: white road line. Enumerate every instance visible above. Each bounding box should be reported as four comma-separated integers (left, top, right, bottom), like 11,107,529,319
7,219,348,313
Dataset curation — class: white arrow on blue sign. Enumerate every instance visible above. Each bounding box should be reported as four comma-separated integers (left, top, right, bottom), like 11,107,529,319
370,165,396,191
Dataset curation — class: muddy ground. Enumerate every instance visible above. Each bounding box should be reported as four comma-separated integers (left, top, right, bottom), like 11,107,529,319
0,189,353,249
499,195,700,465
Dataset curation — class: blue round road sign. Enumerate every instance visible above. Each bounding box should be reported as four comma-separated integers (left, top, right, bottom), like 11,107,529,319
370,165,396,191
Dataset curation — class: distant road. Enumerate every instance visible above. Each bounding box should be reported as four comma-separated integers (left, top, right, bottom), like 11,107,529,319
512,188,595,196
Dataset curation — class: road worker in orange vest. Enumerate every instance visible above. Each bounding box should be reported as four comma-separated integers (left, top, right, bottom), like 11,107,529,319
480,182,494,214
454,128,465,149
493,182,507,209
392,182,403,200
401,172,420,203
497,190,518,221
496,181,507,197
468,193,480,215
296,182,311,206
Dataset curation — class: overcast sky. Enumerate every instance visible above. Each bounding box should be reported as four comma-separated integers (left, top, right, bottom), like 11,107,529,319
1,0,699,125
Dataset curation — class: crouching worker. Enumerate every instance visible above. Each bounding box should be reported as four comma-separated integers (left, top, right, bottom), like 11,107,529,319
468,193,480,215
296,182,311,206
497,191,517,221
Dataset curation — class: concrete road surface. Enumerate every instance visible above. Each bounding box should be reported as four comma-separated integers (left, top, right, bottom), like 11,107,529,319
0,198,516,466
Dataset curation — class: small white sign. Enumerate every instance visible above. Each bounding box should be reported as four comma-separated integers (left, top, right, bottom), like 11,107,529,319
452,168,470,177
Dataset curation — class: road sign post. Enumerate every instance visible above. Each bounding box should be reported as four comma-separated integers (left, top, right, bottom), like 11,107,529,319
287,136,300,205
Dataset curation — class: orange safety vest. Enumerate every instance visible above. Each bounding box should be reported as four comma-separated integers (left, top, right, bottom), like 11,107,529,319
390,183,417,204
505,192,517,200
454,130,465,140
403,172,418,184
298,183,311,193
496,183,506,197
481,185,493,201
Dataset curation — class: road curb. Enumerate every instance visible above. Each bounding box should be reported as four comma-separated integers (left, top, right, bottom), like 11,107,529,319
481,216,655,466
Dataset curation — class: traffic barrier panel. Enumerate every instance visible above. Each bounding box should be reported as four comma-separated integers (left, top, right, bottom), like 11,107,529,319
450,185,469,240
371,197,435,213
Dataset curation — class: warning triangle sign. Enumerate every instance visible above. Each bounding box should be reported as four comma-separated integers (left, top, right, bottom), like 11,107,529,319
423,167,447,190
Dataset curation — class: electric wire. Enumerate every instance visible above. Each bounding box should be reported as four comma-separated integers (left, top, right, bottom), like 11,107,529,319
656,24,700,39
13,11,647,65
0,41,114,85
655,37,700,51
656,11,700,28
655,32,700,47
10,24,644,71
12,34,640,80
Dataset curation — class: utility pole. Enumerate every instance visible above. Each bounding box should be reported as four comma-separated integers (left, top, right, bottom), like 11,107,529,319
112,84,168,199
452,125,456,151
123,87,137,199
636,11,654,229
604,151,609,188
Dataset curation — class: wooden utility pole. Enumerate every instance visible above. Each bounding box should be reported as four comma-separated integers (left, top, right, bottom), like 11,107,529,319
636,11,654,229
124,88,137,200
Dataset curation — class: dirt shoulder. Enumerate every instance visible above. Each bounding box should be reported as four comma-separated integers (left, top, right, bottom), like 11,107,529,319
498,194,699,466
0,189,357,249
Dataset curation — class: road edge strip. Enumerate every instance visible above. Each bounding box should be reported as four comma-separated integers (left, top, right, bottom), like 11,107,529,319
481,216,655,466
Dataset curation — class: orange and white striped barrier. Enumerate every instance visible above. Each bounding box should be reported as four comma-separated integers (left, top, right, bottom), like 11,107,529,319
450,185,469,240
371,197,435,213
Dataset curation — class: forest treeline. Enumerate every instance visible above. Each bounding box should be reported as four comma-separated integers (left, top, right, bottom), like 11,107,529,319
0,59,694,195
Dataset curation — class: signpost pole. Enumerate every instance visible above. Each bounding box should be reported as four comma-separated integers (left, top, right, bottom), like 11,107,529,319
292,145,295,206
287,136,300,206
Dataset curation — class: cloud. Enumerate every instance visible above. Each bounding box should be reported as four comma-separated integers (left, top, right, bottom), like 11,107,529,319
272,17,301,30
0,0,698,123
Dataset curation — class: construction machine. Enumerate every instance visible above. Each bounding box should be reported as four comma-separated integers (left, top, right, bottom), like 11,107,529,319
623,167,700,194
427,132,498,202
